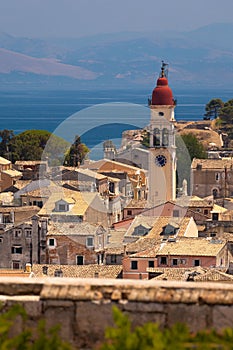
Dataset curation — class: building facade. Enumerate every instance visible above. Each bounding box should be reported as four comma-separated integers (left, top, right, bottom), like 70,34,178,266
191,158,233,199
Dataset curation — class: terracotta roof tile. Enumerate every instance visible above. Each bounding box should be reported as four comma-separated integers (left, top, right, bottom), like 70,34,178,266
192,158,233,170
38,188,103,216
193,269,233,282
148,266,207,281
15,161,47,166
126,238,159,253
47,222,105,236
157,237,226,257
32,264,122,279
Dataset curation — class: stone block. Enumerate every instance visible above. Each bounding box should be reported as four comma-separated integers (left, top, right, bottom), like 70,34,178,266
123,301,164,313
129,311,166,329
166,304,210,332
75,301,114,349
44,304,75,343
22,300,42,318
2,296,41,318
213,306,233,330
43,300,74,309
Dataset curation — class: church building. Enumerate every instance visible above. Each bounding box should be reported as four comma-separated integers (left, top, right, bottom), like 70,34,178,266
148,62,177,205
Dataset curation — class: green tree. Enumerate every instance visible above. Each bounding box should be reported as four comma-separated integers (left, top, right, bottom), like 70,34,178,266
212,99,233,140
9,130,70,164
204,98,224,119
180,133,207,160
64,135,89,167
0,304,73,350
218,103,233,124
0,129,14,159
176,133,207,193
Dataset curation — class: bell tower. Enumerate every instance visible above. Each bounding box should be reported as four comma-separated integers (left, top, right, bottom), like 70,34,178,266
148,62,176,205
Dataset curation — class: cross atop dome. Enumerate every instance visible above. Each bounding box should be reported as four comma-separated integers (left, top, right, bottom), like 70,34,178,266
160,61,168,78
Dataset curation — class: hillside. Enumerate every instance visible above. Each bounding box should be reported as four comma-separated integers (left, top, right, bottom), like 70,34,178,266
175,121,222,149
0,48,99,80
0,23,233,89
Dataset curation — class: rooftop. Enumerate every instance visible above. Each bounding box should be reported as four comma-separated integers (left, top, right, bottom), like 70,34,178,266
0,157,11,165
2,169,22,177
32,264,122,279
47,222,105,236
38,188,105,216
192,158,233,170
15,160,47,165
157,237,226,257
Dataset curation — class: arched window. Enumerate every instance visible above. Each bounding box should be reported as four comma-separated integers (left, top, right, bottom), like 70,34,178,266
162,128,169,146
153,128,160,147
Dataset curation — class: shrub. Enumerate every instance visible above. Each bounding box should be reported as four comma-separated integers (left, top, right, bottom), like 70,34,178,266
0,304,73,350
99,306,233,350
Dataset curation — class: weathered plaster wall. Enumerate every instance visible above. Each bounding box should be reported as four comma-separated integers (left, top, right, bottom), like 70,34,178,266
0,278,233,349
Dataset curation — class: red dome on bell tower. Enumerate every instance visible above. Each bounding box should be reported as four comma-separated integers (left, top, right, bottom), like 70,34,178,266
151,62,174,106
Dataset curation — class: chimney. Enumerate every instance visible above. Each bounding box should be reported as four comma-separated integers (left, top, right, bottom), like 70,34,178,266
25,263,32,273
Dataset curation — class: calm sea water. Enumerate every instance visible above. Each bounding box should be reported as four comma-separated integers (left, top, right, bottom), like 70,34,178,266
0,88,232,159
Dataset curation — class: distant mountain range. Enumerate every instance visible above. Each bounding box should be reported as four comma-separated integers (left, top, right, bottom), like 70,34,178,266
0,23,233,90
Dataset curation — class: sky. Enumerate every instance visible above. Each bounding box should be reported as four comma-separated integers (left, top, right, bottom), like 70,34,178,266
0,0,233,38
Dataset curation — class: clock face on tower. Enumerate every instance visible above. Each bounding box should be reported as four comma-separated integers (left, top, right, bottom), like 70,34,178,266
155,154,167,167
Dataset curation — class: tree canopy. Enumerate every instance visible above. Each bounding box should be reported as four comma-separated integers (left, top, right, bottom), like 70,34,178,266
0,129,89,166
179,133,207,160
9,130,70,163
204,98,224,119
176,133,207,194
205,97,233,126
64,135,89,166
0,129,14,159
205,97,233,142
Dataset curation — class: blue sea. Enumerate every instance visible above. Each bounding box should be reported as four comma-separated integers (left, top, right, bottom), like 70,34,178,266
0,88,232,159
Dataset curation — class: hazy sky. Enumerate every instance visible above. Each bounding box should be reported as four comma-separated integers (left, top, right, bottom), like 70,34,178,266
0,0,233,38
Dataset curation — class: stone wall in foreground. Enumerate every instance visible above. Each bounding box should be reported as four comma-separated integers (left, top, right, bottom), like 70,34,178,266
0,278,233,349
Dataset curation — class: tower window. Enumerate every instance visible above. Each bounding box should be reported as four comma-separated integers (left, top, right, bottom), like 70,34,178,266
159,112,164,116
153,128,160,147
162,128,169,146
